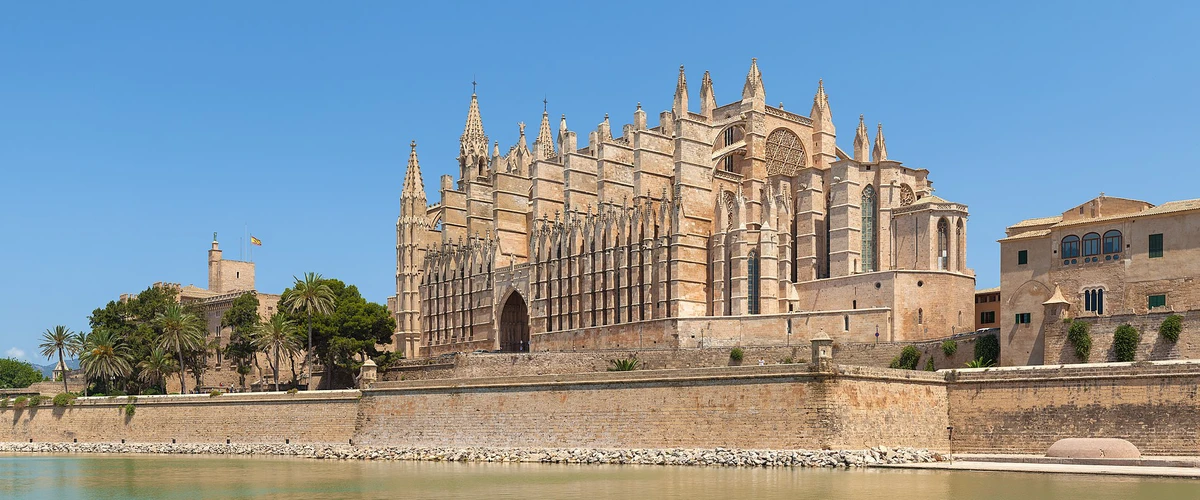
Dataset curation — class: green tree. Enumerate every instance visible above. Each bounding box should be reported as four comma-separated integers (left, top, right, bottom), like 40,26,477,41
254,313,299,391
280,277,395,389
281,273,335,390
79,330,133,393
0,358,44,389
154,303,206,394
136,348,178,394
222,293,261,389
973,334,1001,366
38,325,74,394
1113,324,1140,362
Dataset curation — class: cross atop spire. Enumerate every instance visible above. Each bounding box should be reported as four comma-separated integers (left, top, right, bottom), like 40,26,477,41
472,76,477,94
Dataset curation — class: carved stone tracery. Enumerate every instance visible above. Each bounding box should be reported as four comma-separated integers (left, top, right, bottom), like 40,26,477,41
765,128,805,176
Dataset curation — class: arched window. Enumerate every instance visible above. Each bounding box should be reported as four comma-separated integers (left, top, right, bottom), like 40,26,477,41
937,218,949,270
764,128,806,176
722,155,735,172
1083,233,1101,256
1061,235,1080,258
1084,288,1105,315
918,308,924,324
843,315,849,331
1103,230,1122,254
899,184,915,206
748,250,761,315
861,185,877,272
956,219,966,271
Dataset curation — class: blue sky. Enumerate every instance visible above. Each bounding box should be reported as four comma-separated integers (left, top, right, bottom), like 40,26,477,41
2,1,1198,363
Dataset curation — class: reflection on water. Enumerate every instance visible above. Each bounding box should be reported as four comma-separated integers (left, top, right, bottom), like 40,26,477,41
0,453,1194,500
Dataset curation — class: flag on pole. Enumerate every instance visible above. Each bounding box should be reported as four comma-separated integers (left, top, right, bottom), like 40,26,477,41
250,236,262,246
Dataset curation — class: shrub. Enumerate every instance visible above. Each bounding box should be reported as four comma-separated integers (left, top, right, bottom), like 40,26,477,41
13,396,29,409
287,388,299,395
924,357,936,371
607,357,640,371
53,393,77,407
941,340,958,358
28,395,45,406
973,334,1000,366
123,403,136,417
1159,314,1183,343
1067,320,1092,362
0,397,8,408
1113,324,1140,362
781,356,795,364
890,346,922,370
209,390,223,398
729,347,745,362
140,388,162,396
965,357,994,368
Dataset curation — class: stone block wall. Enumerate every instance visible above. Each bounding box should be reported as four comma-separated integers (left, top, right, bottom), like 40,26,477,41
947,361,1200,456
1044,310,1200,364
356,365,948,451
2,391,359,445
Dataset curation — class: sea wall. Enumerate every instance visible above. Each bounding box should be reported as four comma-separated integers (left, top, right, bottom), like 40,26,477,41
948,360,1200,456
2,391,358,444
356,365,948,451
6,360,1200,456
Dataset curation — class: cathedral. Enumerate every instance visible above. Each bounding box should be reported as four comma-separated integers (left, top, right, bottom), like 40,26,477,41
390,60,975,358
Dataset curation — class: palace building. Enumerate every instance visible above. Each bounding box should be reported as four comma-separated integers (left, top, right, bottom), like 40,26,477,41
390,60,975,358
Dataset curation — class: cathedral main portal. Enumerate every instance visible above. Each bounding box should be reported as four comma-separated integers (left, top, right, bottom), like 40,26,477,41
499,292,530,352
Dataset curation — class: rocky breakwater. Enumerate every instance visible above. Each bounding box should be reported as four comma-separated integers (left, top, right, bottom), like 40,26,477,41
0,442,941,468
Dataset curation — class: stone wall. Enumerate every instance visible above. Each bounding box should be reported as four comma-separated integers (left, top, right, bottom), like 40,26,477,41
356,365,949,451
2,391,358,445
1044,310,1200,364
948,361,1200,456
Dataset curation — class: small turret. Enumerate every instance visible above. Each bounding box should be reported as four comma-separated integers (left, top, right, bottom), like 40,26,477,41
700,70,717,119
459,85,490,180
741,58,765,101
673,65,688,117
533,100,555,161
853,115,870,162
633,102,647,130
872,123,888,162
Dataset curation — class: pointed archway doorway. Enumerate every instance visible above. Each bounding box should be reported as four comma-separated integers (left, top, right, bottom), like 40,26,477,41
499,291,530,352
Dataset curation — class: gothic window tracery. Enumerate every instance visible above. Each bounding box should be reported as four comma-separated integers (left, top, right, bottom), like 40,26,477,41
937,218,949,270
765,128,806,176
861,185,878,272
899,184,915,206
748,250,761,315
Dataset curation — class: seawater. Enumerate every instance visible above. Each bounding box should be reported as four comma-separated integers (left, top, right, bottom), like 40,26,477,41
0,453,1194,499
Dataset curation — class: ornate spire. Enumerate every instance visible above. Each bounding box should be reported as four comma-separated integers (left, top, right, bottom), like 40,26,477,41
459,90,489,163
742,58,765,100
853,114,870,162
402,140,425,197
810,79,833,130
534,106,555,161
700,70,717,118
872,123,888,162
673,65,688,116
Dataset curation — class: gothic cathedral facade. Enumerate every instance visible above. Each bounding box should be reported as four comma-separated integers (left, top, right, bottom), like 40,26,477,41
390,60,975,358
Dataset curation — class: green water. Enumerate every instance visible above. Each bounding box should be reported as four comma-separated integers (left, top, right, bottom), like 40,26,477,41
0,454,1194,499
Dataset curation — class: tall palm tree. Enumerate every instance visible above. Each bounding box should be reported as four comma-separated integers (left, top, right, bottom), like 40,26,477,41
281,273,335,390
38,325,74,394
137,348,178,394
154,303,206,394
254,313,299,391
68,331,88,396
79,330,132,393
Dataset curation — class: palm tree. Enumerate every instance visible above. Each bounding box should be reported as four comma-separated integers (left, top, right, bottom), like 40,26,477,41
68,331,88,396
79,330,132,393
137,348,178,394
281,273,335,390
38,325,74,394
254,313,299,391
154,303,206,394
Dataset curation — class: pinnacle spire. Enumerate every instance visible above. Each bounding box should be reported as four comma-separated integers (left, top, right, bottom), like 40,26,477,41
534,106,555,160
700,70,717,118
742,58,765,100
810,79,834,131
673,65,688,116
401,140,426,199
459,91,488,162
853,114,870,162
872,123,888,162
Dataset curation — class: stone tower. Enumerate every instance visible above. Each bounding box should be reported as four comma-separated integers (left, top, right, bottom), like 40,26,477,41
395,141,429,357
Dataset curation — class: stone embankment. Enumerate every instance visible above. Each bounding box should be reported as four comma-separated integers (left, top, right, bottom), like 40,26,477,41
0,442,941,468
